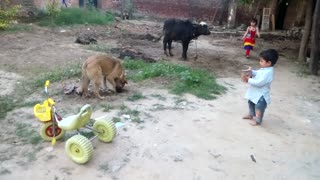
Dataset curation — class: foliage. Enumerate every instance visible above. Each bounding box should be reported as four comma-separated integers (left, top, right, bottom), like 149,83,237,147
127,92,145,101
0,0,21,30
0,95,16,119
38,8,114,26
16,123,42,144
237,0,254,5
46,0,60,17
31,63,82,88
123,59,226,100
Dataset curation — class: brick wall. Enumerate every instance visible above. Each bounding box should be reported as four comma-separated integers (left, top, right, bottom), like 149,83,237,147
100,0,121,9
133,0,221,21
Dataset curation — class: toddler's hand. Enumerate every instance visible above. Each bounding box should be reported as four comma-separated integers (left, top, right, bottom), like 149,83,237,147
241,73,249,83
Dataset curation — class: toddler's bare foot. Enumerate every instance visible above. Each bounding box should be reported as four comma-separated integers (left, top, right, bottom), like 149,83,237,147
250,121,260,126
242,115,253,120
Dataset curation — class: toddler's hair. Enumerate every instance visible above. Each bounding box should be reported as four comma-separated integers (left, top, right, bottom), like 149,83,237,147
260,49,279,66
251,18,258,24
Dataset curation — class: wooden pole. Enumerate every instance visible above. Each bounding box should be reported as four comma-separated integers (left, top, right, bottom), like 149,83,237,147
271,14,275,31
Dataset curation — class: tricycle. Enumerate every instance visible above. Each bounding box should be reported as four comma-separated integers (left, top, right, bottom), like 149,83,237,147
33,80,116,164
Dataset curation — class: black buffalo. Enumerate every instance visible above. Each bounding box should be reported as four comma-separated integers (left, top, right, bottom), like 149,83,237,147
163,18,211,60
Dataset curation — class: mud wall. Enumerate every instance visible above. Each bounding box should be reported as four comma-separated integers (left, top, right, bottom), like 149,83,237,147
133,0,220,21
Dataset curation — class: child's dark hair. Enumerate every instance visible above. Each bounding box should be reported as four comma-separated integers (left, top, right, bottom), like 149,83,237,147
260,49,279,66
251,18,258,24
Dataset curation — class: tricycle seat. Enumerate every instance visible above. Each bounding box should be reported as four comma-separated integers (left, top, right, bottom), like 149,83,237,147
58,104,92,131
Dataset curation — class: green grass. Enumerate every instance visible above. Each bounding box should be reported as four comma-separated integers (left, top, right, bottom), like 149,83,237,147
99,162,109,173
123,59,226,100
21,100,41,107
150,94,166,101
0,96,16,120
87,44,109,52
0,63,82,120
31,63,82,88
112,117,121,123
127,92,145,101
38,8,114,26
0,168,11,175
101,104,113,112
1,24,33,33
15,123,42,145
296,63,310,77
118,104,140,118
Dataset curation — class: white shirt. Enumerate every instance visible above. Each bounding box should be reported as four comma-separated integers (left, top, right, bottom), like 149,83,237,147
245,67,274,104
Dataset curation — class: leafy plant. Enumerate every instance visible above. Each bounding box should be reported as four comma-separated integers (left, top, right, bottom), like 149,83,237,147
38,8,114,26
0,0,21,30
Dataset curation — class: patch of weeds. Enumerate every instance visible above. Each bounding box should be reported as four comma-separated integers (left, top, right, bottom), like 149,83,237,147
87,44,109,52
99,162,109,173
79,130,95,139
15,123,42,145
46,155,57,161
123,59,226,100
0,168,11,175
20,100,41,107
112,117,121,123
174,97,187,105
131,117,143,123
150,104,166,111
38,8,114,26
296,63,310,77
150,94,166,101
101,104,113,112
118,104,141,122
6,24,33,32
127,92,145,101
119,107,140,117
120,104,128,111
0,95,17,120
29,135,42,145
31,63,82,88
26,152,37,162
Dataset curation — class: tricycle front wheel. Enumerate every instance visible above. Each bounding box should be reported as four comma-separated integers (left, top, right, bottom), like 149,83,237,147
40,122,65,141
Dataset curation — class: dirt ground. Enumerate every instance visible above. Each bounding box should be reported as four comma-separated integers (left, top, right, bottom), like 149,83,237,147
1,19,320,180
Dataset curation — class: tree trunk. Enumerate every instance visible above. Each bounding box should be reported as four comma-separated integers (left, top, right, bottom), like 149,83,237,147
218,0,230,25
254,0,263,17
310,0,320,75
227,0,237,28
270,0,278,16
298,0,313,62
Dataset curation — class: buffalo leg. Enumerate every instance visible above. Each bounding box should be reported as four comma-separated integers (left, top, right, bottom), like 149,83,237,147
163,36,169,56
182,41,189,60
168,39,173,56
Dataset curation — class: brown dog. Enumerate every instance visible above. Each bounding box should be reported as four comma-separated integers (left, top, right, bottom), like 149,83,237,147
77,54,127,99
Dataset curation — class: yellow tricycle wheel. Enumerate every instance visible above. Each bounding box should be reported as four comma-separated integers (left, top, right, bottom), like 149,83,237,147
65,135,93,164
93,119,116,143
40,122,65,141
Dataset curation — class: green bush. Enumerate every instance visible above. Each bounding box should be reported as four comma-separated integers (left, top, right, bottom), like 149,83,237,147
0,0,21,30
39,8,114,26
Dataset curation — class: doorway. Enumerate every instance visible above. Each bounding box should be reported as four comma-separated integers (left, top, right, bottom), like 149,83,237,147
276,0,290,29
79,0,84,7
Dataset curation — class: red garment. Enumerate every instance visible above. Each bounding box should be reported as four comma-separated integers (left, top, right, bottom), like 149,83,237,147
244,28,257,49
